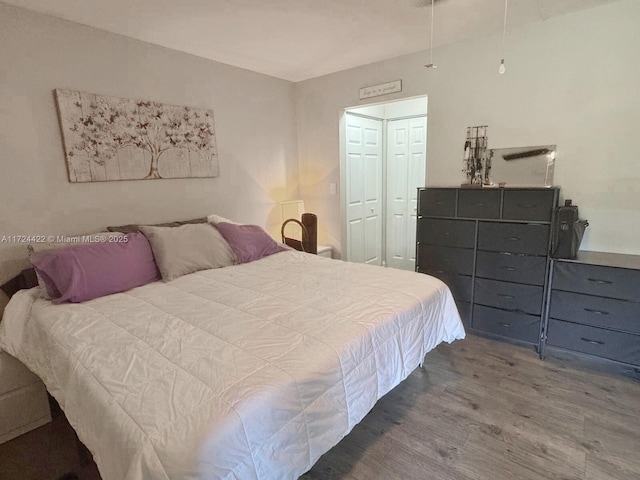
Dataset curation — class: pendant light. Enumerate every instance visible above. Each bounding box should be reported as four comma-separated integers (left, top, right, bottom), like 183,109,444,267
424,0,437,68
499,0,508,74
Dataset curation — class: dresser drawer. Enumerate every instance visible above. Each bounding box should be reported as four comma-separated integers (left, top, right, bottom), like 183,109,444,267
417,218,476,248
0,352,41,395
418,189,456,217
476,251,547,286
0,381,51,444
502,190,556,222
417,245,474,276
547,319,640,365
553,262,640,302
457,190,501,219
549,290,640,334
475,278,543,315
456,301,471,329
422,269,472,302
478,222,550,255
472,305,540,343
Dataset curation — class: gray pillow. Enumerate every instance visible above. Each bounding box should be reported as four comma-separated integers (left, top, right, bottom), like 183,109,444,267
139,224,237,281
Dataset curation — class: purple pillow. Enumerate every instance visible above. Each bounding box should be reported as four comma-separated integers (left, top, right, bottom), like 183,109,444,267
214,223,286,264
31,233,160,303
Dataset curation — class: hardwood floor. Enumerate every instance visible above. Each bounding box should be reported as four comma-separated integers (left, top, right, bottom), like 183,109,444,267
1,335,638,480
0,399,100,480
302,335,640,480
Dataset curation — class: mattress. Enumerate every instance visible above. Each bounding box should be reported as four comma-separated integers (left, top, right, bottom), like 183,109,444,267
0,250,465,480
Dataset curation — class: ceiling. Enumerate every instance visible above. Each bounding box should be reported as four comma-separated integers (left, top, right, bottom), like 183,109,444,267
3,0,621,82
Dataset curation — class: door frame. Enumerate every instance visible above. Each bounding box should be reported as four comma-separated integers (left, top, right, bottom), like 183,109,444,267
339,95,428,264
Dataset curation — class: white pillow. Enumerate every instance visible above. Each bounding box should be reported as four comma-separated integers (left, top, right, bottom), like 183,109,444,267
207,214,240,225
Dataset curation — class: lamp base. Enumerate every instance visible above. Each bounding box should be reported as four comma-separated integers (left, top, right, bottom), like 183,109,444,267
301,213,317,254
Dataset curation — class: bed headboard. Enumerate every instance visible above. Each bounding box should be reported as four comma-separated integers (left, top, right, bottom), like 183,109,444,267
1,269,38,298
0,269,38,319
0,291,9,320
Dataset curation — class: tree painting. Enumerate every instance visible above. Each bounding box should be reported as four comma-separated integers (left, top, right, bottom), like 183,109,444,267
55,89,219,182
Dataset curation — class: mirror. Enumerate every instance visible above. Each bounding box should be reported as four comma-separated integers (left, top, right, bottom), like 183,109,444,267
488,145,556,187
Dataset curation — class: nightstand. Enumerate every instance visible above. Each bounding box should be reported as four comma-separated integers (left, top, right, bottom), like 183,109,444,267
545,252,640,372
317,245,333,259
0,352,51,444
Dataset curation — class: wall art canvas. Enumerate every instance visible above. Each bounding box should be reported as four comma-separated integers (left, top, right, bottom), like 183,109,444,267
55,89,219,182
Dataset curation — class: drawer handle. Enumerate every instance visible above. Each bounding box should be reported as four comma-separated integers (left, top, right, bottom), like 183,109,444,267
504,236,521,241
435,201,444,205
580,337,605,346
498,321,511,327
517,204,536,209
587,278,613,285
584,308,609,315
504,308,525,314
443,232,451,236
474,203,485,207
443,258,452,262
500,266,516,271
497,293,515,299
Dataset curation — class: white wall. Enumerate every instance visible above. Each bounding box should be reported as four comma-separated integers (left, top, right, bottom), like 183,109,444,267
296,0,640,258
348,96,427,119
381,97,427,119
0,4,298,283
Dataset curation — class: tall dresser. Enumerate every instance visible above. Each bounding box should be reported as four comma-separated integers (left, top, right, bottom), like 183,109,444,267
545,252,640,377
416,187,559,350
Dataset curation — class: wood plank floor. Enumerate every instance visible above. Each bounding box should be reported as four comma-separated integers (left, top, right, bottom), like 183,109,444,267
0,399,100,480
303,335,640,480
1,335,638,480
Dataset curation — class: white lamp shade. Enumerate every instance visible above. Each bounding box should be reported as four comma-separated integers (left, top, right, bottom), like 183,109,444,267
280,200,305,222
280,200,305,239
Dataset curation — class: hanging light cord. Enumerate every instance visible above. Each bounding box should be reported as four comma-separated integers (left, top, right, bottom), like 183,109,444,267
425,0,437,68
500,0,508,72
429,0,435,65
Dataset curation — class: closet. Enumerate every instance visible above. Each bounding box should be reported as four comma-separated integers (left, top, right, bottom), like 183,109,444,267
342,97,427,270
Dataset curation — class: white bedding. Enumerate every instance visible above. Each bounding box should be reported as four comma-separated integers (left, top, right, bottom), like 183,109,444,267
0,250,464,480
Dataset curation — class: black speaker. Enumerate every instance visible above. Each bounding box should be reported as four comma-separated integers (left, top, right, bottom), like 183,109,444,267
552,199,588,259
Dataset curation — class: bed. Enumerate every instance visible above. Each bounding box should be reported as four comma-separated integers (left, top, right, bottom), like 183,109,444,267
0,248,464,479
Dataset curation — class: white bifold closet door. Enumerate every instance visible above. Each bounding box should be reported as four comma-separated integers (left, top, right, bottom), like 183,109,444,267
385,118,427,271
345,114,383,265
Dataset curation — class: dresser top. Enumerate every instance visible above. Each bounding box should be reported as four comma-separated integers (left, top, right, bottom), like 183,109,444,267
421,186,559,191
556,251,640,270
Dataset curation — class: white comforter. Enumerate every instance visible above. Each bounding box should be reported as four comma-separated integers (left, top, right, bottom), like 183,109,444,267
0,250,464,480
